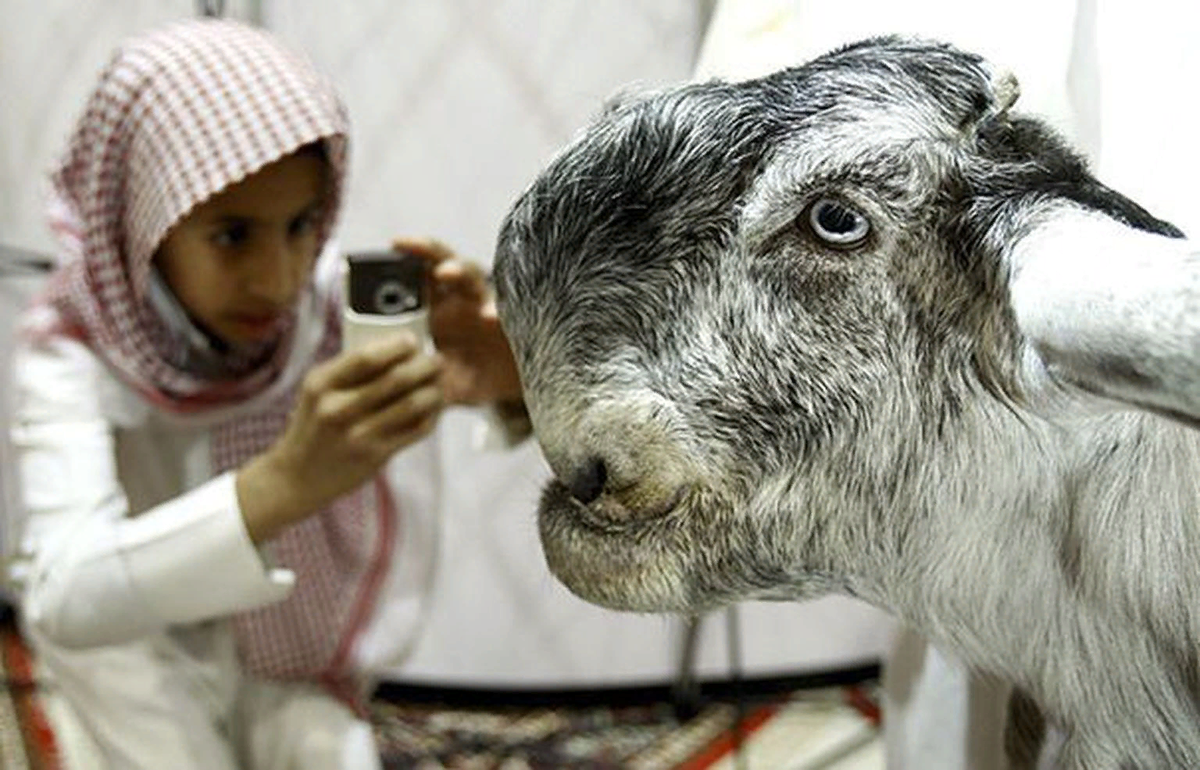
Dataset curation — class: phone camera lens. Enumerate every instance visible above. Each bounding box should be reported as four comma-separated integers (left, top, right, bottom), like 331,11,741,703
373,280,415,314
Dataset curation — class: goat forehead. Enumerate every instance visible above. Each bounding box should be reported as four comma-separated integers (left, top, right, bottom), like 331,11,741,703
491,38,1037,401
499,38,995,271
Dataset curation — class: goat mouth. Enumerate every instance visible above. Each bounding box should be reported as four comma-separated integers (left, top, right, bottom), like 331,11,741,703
570,484,690,530
536,480,697,612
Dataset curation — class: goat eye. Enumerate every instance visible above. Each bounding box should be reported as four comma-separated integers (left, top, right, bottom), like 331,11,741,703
807,198,870,247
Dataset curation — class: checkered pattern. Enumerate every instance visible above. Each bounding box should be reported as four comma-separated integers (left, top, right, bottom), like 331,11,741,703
44,18,348,400
212,326,390,687
32,19,394,689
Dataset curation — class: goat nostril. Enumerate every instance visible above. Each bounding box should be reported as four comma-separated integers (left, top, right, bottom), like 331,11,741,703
568,457,607,505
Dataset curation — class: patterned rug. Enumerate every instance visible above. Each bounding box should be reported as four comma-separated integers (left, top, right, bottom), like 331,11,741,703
0,611,882,769
0,613,60,770
371,685,881,769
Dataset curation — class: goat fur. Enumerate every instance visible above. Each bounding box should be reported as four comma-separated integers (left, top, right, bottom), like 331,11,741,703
493,37,1200,769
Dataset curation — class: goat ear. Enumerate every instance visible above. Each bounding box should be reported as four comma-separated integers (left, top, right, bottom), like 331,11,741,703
987,68,1020,118
1009,207,1200,426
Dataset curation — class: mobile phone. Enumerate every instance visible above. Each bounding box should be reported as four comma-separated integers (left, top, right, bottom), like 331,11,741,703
342,250,432,351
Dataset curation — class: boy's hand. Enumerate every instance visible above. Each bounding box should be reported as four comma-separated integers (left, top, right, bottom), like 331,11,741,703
237,334,443,543
394,238,523,406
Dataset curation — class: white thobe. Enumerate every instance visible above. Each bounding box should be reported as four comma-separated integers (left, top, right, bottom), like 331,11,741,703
7,312,440,768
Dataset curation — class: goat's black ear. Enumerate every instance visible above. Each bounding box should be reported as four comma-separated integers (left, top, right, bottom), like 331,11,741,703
1010,207,1200,426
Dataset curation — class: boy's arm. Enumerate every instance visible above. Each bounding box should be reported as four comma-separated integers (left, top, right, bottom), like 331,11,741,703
10,335,293,649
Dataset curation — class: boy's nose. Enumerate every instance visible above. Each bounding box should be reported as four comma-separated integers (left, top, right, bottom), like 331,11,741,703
248,241,303,305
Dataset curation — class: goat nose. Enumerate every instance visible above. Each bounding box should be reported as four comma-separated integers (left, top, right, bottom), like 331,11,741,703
567,457,607,505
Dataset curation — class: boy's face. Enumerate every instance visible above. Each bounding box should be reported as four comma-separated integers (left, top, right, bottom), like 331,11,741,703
155,150,328,346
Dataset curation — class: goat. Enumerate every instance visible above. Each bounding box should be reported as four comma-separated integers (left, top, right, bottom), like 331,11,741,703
492,36,1200,769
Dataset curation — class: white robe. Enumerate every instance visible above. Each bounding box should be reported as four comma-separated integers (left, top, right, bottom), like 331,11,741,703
6,257,440,769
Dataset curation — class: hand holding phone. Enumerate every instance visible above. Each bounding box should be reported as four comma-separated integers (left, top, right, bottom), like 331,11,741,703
342,249,432,352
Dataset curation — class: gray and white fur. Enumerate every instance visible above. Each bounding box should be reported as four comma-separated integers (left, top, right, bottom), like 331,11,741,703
492,37,1200,769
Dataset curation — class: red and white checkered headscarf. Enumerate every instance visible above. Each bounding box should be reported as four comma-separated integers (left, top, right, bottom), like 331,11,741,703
32,18,395,699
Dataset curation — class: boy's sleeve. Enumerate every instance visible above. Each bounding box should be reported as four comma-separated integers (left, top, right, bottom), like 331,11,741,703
10,335,294,650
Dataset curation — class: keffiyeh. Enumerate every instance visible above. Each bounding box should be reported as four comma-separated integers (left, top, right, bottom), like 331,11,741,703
30,18,394,699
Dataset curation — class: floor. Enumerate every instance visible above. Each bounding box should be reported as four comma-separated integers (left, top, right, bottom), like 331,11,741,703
2,608,884,769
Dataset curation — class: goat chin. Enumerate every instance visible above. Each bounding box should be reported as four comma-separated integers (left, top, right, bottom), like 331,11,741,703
496,35,1200,769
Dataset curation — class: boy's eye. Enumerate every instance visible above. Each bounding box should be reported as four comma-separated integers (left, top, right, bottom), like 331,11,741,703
212,221,250,248
288,210,318,238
